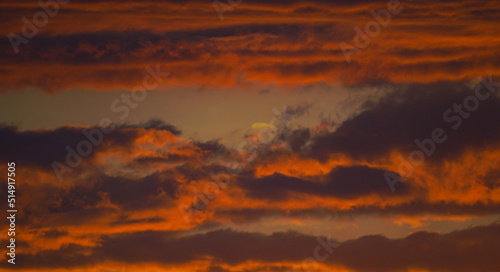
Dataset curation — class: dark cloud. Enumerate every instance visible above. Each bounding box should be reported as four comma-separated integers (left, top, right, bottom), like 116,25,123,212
326,165,411,197
306,83,500,162
123,118,181,135
5,170,181,229
110,216,165,226
0,125,137,171
4,162,243,230
0,119,182,170
97,229,322,265
195,139,228,155
43,229,69,238
132,154,187,165
278,127,311,152
8,223,500,271
333,222,500,272
8,229,323,268
215,202,500,223
50,171,179,212
239,165,410,200
480,169,500,190
1,24,350,64
1,0,499,92
282,102,312,119
0,243,97,269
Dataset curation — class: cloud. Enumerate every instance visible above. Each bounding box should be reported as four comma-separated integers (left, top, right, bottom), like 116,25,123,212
238,166,411,200
1,1,499,92
1,1,500,271
51,171,179,212
6,223,500,271
333,222,500,272
0,124,137,171
0,120,181,171
306,83,500,162
123,119,182,135
214,202,500,224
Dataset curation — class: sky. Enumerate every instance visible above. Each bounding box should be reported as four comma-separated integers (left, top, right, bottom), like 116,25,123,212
0,0,500,271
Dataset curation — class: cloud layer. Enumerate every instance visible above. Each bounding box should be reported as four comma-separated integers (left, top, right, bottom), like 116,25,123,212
1,0,499,92
1,0,500,271
1,82,500,270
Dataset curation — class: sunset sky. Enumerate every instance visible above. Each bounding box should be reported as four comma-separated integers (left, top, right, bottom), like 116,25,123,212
1,0,500,271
